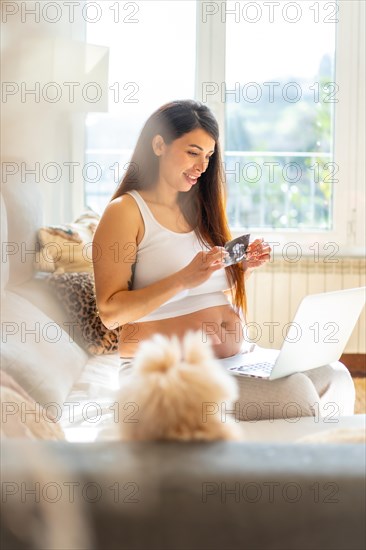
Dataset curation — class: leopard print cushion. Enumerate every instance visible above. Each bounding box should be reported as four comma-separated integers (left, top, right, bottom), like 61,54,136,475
47,272,121,355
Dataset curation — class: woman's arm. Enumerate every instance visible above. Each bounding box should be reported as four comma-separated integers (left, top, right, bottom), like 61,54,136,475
93,196,226,329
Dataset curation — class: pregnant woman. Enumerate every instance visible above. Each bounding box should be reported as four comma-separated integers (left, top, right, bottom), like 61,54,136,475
92,99,355,420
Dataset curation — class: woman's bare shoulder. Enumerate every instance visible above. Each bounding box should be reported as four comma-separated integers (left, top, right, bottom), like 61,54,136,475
107,192,139,213
103,193,141,224
96,193,142,242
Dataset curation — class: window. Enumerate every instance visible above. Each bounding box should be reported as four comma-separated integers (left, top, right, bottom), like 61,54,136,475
224,5,336,231
195,0,364,254
85,0,196,213
84,0,364,255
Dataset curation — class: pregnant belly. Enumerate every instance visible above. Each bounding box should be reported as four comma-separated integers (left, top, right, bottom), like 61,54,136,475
118,304,245,359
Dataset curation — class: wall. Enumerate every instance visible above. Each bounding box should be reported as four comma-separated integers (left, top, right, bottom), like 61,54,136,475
1,3,108,224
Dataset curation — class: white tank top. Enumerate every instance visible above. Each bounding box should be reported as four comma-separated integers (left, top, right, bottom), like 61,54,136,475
126,190,231,322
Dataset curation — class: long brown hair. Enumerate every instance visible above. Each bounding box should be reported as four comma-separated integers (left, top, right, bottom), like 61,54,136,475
111,100,246,319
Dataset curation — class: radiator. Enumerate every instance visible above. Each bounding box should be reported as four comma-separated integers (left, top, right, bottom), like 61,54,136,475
245,257,366,353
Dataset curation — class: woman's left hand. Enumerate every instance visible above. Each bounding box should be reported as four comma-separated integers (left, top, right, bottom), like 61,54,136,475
242,239,271,276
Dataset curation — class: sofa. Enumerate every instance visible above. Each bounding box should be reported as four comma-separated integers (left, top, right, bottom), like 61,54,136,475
1,181,365,550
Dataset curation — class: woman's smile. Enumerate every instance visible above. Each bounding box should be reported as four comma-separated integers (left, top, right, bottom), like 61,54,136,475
183,172,199,185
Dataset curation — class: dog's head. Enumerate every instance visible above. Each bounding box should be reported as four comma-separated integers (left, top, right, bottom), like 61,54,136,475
118,331,241,441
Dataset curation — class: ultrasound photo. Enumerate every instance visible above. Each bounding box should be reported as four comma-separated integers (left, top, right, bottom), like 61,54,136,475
222,234,250,266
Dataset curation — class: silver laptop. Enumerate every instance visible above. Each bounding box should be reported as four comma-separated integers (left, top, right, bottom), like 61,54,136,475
224,287,366,380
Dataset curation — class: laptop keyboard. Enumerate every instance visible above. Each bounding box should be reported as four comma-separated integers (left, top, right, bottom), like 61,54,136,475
229,362,274,374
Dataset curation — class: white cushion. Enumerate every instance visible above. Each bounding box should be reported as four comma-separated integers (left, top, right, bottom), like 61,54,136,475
1,291,88,407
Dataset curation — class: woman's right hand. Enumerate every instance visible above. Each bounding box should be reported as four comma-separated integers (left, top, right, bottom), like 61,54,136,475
179,246,228,289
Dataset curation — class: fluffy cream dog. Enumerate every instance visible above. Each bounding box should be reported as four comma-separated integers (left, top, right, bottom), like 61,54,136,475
118,330,242,441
